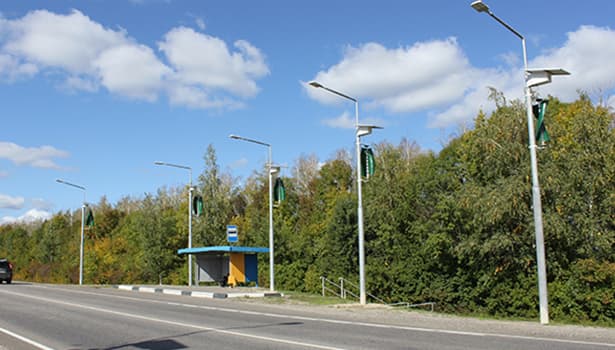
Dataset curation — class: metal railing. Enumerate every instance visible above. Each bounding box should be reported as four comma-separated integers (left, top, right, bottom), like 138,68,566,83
320,276,435,312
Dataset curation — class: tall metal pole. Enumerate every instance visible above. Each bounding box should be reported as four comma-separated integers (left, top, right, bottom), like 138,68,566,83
521,38,549,325
229,134,276,291
268,145,275,292
79,203,85,285
308,82,369,305
354,99,367,305
188,168,193,287
471,1,549,324
56,178,86,286
154,161,193,287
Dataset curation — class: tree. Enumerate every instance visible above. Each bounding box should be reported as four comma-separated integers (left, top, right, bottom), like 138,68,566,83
194,144,237,247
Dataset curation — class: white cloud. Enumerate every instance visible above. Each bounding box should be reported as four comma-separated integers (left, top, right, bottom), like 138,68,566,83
4,10,128,74
94,43,171,101
307,39,473,112
0,194,24,209
0,208,51,225
0,9,269,109
308,26,615,129
0,141,69,169
159,27,269,98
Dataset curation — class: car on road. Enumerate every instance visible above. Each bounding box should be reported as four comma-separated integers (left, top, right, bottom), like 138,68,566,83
0,259,13,284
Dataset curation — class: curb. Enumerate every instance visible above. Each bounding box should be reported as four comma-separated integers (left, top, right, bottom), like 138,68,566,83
114,285,282,299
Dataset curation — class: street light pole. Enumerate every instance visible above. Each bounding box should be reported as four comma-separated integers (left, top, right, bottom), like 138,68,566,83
472,0,569,324
229,134,278,292
309,82,382,305
56,178,86,285
155,161,193,287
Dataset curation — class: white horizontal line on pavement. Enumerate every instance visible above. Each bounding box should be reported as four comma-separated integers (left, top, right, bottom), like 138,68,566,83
0,326,55,350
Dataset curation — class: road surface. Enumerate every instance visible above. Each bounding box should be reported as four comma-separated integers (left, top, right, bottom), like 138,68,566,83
0,283,614,349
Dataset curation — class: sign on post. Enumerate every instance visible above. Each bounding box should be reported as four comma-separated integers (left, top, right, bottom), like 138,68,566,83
227,225,238,243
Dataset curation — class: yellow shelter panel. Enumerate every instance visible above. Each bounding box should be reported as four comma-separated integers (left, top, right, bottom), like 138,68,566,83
229,253,246,285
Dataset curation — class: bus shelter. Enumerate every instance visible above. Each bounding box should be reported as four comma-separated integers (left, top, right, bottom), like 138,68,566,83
178,246,268,287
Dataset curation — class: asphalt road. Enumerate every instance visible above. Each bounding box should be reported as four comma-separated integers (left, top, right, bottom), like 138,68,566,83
0,283,614,349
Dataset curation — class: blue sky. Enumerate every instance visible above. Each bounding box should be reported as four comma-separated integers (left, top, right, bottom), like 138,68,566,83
2,0,615,223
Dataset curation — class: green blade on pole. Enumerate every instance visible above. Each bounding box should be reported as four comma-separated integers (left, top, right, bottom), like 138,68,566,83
192,195,203,216
85,207,94,227
360,145,375,179
534,99,551,145
274,177,286,202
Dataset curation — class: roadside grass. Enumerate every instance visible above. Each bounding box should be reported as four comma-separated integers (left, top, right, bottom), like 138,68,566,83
247,290,356,306
281,291,357,305
261,291,615,328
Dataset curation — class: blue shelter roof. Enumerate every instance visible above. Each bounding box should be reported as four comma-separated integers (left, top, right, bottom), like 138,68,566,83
177,246,269,255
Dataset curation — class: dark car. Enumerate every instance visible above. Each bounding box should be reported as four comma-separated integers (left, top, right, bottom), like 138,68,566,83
0,259,13,284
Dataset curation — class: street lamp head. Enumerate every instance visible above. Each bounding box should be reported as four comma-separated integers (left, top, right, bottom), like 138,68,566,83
309,81,323,89
154,161,164,165
229,134,270,147
471,0,490,13
56,178,86,191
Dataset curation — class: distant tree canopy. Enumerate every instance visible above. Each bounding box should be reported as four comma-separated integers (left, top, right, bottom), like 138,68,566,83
1,96,613,324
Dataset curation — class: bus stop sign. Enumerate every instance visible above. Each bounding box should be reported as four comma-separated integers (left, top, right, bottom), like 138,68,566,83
227,225,238,243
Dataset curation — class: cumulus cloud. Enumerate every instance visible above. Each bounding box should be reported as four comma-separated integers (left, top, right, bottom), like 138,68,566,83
307,26,615,129
159,27,269,98
0,208,51,225
0,194,25,209
0,141,68,169
94,43,170,101
0,9,269,109
307,39,473,111
3,10,128,74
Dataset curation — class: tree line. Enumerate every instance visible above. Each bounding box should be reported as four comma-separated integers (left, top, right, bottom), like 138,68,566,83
1,95,613,324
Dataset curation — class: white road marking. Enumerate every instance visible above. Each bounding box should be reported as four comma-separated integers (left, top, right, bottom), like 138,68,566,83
0,326,55,350
0,288,344,350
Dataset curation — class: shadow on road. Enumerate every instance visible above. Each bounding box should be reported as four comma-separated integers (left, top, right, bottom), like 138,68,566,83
98,337,188,350
96,321,304,350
